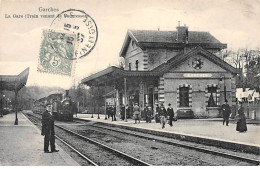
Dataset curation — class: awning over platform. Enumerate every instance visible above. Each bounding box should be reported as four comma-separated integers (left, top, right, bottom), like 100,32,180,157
0,68,30,92
81,66,160,86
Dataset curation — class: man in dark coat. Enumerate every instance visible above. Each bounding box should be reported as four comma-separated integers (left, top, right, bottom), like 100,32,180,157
41,104,59,153
120,104,125,120
167,104,174,127
111,105,116,121
144,104,149,123
147,106,153,123
106,105,111,119
221,100,231,126
155,104,160,123
159,104,167,129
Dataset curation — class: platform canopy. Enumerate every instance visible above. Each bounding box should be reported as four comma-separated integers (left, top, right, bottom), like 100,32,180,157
0,68,30,92
81,66,160,86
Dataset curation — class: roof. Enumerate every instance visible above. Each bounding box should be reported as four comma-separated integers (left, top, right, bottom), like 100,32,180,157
0,68,29,92
103,89,116,97
152,46,241,74
130,30,221,43
82,47,241,86
81,66,160,86
120,30,227,57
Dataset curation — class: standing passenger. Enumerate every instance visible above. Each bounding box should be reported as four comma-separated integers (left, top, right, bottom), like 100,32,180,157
111,105,116,121
147,106,153,123
144,104,149,123
120,104,125,120
160,104,167,129
155,104,160,123
133,103,140,124
221,100,231,126
107,105,111,119
126,104,130,119
41,104,59,153
167,104,174,127
236,102,247,132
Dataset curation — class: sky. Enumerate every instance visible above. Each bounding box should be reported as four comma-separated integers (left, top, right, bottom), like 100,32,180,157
0,0,260,89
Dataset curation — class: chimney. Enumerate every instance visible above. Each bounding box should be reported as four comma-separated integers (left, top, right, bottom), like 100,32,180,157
65,90,69,97
176,22,188,43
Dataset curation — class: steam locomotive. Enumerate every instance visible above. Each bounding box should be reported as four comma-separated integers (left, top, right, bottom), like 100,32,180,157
33,90,76,121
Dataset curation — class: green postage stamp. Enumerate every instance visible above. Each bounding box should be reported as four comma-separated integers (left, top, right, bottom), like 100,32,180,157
38,29,78,76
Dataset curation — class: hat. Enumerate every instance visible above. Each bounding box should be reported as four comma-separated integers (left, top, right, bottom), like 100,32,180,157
168,103,171,106
46,103,51,107
225,99,228,103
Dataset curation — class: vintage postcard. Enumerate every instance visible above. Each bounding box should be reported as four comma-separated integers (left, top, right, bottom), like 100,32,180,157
0,0,260,166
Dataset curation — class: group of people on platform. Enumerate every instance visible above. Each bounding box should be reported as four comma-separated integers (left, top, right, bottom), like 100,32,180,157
105,105,117,121
116,103,176,128
220,100,247,132
105,100,247,132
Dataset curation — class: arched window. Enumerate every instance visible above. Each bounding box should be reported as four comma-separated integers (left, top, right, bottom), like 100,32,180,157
205,84,219,107
177,84,192,108
179,87,189,107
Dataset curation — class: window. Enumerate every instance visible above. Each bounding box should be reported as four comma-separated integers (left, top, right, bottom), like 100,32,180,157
129,63,131,71
131,40,136,48
207,87,217,107
135,60,139,70
179,87,189,107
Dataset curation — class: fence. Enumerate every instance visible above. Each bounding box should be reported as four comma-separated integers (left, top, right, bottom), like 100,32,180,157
243,101,260,120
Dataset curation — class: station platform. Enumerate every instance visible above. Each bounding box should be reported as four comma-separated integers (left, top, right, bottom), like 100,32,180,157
75,113,260,154
0,111,79,166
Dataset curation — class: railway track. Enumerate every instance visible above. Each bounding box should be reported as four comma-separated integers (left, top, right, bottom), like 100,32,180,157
85,122,260,166
23,113,98,166
24,112,259,166
23,112,151,166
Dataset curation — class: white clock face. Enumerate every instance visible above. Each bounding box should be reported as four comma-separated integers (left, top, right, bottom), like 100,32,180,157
192,58,203,70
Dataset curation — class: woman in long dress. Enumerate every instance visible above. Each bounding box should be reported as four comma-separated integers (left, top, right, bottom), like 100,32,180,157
236,102,247,132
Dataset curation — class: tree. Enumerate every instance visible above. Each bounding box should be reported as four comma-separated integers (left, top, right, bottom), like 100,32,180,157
244,49,260,89
218,48,260,89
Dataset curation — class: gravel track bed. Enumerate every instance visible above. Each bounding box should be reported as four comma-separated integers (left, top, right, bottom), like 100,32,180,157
90,123,260,162
24,113,256,166
62,124,254,166
55,127,140,166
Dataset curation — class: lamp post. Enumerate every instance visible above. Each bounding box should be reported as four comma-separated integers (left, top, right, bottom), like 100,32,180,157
6,98,9,109
0,94,4,117
220,74,227,102
14,91,18,125
124,78,127,122
3,95,6,113
91,100,94,118
104,83,108,120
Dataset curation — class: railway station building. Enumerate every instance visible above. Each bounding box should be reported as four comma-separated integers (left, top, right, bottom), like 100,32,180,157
81,24,241,118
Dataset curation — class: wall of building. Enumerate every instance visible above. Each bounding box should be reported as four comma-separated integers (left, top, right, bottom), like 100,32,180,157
124,40,145,71
171,54,226,72
163,75,233,117
161,54,236,118
147,48,180,70
124,43,182,71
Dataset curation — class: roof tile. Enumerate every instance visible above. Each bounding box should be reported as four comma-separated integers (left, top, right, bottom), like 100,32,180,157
129,30,221,44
